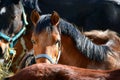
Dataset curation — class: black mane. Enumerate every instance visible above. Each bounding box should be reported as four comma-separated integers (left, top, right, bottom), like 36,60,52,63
59,19,113,62
35,14,51,34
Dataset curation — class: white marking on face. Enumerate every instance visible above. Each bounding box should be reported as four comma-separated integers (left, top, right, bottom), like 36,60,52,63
0,7,6,15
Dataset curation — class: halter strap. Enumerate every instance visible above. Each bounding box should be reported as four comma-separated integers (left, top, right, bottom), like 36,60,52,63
0,26,26,47
35,48,61,64
35,54,55,64
20,1,28,25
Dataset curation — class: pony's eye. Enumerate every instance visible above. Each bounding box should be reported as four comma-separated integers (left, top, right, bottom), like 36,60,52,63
55,40,59,44
31,39,36,44
55,40,61,47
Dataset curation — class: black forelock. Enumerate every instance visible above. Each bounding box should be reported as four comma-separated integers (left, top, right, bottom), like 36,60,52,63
35,14,51,34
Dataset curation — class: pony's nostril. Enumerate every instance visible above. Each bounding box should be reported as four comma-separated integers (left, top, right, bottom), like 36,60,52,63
0,47,3,58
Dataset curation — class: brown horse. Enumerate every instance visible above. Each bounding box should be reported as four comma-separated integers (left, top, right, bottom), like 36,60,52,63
0,0,33,73
30,10,120,70
5,63,120,80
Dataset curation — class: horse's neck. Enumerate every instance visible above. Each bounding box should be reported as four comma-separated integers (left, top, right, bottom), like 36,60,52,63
59,35,90,67
59,19,110,62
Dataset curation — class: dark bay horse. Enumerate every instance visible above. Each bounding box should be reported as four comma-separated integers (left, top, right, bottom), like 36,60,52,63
37,0,120,33
0,0,33,74
30,10,120,70
5,63,120,80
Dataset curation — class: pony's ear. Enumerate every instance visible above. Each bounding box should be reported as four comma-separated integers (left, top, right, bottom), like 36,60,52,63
51,11,60,25
30,9,40,26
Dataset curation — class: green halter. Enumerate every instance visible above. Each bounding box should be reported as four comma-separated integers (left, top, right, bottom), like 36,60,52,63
0,26,26,54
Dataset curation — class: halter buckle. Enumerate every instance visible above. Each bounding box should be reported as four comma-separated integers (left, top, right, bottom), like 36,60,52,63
8,48,16,56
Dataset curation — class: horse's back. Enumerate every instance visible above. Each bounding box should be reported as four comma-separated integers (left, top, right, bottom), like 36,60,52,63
38,0,98,26
5,63,120,80
38,0,120,33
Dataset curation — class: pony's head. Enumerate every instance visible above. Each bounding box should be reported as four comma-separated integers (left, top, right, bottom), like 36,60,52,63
31,10,61,64
0,0,27,63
